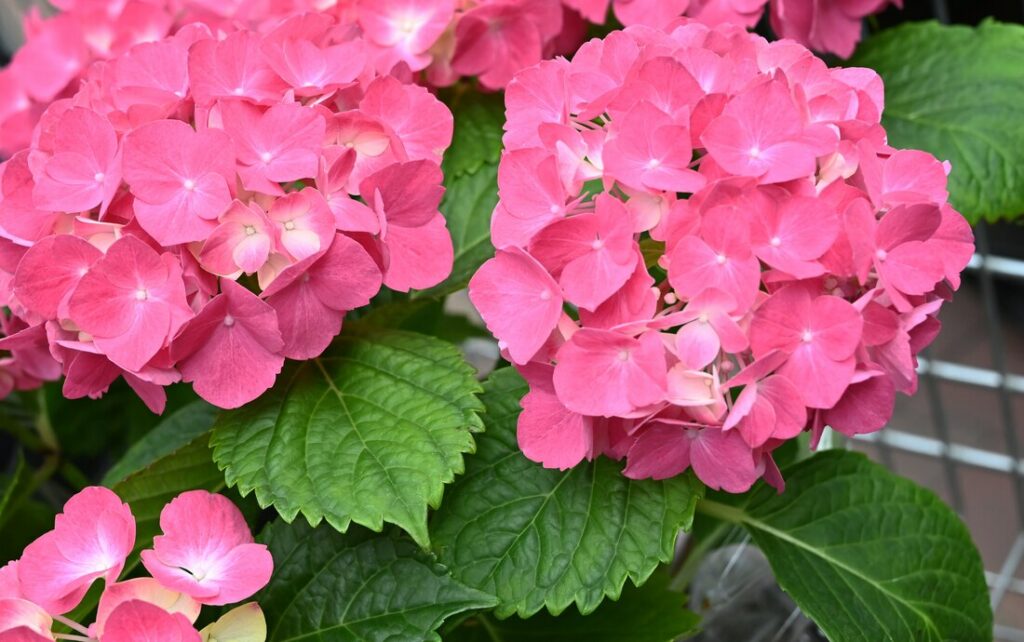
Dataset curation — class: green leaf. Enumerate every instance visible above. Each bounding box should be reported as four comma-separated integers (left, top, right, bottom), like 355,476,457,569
212,329,485,548
112,433,225,556
103,401,217,485
257,520,497,642
699,450,992,642
849,20,1024,222
419,92,504,298
449,571,700,642
430,368,703,618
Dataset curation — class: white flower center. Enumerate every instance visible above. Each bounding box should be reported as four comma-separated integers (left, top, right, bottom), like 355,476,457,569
802,330,814,343
135,289,148,301
770,236,781,247
183,179,196,191
223,314,235,327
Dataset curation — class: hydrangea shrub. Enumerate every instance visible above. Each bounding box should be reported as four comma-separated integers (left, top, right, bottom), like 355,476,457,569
0,2,1007,642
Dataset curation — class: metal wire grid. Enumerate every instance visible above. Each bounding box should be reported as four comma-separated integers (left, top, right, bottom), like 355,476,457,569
852,221,1024,641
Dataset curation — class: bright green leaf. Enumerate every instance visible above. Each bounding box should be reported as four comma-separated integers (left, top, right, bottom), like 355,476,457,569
431,368,703,618
418,92,504,298
212,329,485,548
699,450,992,642
850,20,1024,222
103,401,216,485
449,571,700,642
257,520,497,642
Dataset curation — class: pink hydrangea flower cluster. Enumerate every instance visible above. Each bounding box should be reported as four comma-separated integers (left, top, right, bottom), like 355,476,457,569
0,488,272,642
469,23,974,493
570,0,901,58
0,16,456,411
0,0,898,156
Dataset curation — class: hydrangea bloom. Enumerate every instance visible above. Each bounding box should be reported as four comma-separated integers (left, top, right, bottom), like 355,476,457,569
0,488,269,642
0,17,455,411
470,23,973,493
0,0,899,156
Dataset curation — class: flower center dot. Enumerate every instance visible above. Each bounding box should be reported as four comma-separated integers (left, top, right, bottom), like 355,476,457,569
876,248,887,261
646,158,661,169
135,289,148,301
715,253,727,265
770,236,781,247
802,330,814,343
183,179,196,191
617,349,630,362
244,225,256,235
223,314,235,327
591,238,604,250
539,289,551,301
260,151,272,163
284,221,296,231
749,146,761,158
93,172,105,183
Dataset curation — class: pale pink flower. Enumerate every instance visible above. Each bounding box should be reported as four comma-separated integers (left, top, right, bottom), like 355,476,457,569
140,491,273,606
18,487,135,614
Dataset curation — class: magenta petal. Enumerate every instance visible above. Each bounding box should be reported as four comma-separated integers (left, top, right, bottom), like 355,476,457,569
623,423,692,480
824,375,895,437
469,248,562,365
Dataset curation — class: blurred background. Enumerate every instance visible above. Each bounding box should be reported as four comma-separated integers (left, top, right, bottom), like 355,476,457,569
1,0,1023,639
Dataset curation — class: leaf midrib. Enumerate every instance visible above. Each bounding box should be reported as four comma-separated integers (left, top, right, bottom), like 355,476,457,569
701,498,944,640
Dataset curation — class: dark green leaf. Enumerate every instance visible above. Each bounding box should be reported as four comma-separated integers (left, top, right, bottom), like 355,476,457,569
699,450,992,642
431,368,702,618
212,329,485,548
850,20,1024,222
419,92,504,298
258,520,496,642
449,571,700,642
0,451,32,527
103,401,216,485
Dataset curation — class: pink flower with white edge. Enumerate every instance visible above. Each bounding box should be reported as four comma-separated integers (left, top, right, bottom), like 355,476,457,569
17,487,135,614
141,490,273,606
471,23,972,493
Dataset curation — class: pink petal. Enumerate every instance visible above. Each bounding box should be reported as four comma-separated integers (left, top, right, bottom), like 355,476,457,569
102,600,201,642
0,599,51,637
93,579,200,639
468,248,562,365
780,346,855,409
517,366,593,470
689,428,762,493
170,279,284,409
13,235,102,319
379,213,453,292
359,160,443,229
18,487,135,614
553,329,667,416
141,491,272,606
